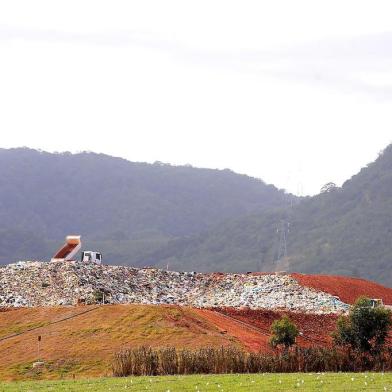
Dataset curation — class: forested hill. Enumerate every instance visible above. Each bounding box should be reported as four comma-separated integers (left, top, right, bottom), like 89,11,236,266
0,148,291,264
150,145,392,286
3,146,392,286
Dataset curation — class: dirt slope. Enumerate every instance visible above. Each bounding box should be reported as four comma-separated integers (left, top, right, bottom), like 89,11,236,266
2,271,392,381
0,303,342,381
291,273,392,305
213,308,339,348
0,305,238,380
194,309,271,352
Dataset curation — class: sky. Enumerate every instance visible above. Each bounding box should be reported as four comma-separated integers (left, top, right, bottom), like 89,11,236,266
0,1,391,195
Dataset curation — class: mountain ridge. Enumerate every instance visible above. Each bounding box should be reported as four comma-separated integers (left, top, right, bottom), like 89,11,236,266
1,145,392,286
150,145,392,285
0,147,291,264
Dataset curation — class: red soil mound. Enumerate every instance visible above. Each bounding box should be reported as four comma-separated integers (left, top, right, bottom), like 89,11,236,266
291,273,392,305
214,308,338,348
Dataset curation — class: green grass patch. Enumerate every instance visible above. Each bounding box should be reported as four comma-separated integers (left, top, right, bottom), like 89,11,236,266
1,372,392,391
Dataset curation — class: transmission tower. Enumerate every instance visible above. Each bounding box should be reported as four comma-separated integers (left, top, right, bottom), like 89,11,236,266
276,219,289,262
257,241,267,272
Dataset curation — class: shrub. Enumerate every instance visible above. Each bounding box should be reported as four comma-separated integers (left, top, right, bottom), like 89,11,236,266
92,290,104,303
269,316,299,348
333,296,392,354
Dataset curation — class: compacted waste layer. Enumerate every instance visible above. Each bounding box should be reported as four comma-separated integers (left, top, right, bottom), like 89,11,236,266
0,261,349,313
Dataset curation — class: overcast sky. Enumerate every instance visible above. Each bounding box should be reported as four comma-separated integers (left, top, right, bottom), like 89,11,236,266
1,0,391,195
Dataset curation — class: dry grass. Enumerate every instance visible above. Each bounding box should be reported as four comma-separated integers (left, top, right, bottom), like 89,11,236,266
113,345,392,376
0,305,237,380
0,304,364,381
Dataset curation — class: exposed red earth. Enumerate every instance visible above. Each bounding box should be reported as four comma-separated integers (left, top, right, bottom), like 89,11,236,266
194,308,271,352
211,307,339,350
291,273,392,305
203,274,392,351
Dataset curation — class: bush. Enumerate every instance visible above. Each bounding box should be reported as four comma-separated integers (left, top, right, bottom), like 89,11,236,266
269,316,299,348
333,296,392,354
92,290,104,303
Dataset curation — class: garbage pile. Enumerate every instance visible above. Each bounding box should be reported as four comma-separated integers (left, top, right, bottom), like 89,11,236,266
0,261,349,313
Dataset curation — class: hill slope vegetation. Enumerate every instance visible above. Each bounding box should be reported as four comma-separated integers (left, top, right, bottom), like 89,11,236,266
2,146,392,286
0,148,289,265
151,146,392,286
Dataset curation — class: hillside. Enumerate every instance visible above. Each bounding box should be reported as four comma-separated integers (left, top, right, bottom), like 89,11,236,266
150,145,392,286
1,266,392,380
0,148,290,265
0,305,236,380
0,304,342,380
2,146,392,286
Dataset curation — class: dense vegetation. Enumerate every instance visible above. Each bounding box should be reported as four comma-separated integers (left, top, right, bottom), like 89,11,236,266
113,345,392,376
0,148,289,265
333,297,392,353
151,145,392,286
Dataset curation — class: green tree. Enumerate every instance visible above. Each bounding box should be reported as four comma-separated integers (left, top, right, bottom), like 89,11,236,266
92,290,104,303
269,316,299,348
333,296,392,353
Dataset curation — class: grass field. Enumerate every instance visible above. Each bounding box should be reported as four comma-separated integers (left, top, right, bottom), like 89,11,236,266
0,373,391,391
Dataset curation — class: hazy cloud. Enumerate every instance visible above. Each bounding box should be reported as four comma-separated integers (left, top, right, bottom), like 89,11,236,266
2,25,391,99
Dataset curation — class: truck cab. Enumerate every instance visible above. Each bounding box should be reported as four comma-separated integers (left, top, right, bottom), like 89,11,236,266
81,251,102,265
370,298,383,308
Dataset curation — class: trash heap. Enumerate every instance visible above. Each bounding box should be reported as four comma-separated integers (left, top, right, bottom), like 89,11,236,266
0,261,349,313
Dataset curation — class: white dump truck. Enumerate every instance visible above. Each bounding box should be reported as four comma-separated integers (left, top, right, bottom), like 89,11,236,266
51,235,102,264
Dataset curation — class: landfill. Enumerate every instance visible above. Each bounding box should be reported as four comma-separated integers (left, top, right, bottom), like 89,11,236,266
0,261,349,313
